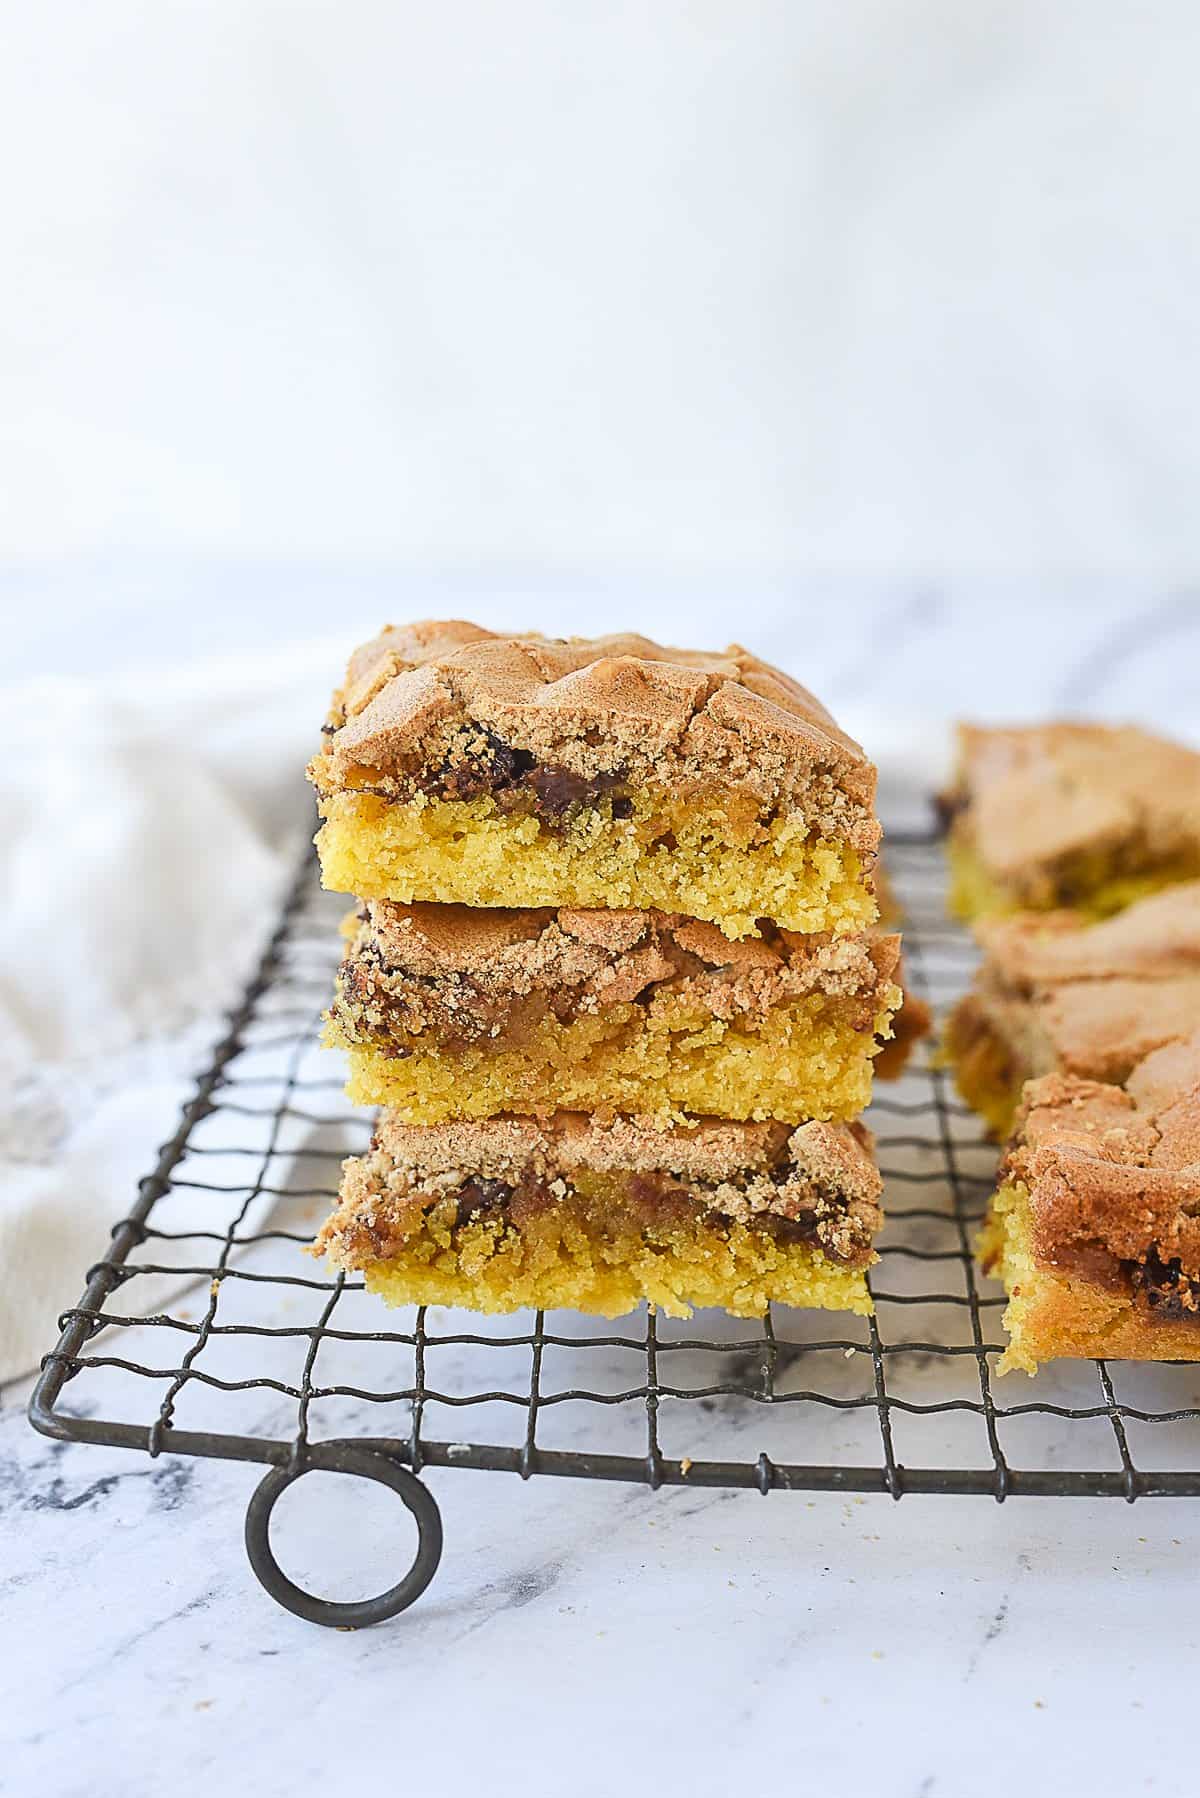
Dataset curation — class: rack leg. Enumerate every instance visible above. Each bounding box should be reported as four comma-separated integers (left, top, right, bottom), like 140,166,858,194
244,1440,443,1628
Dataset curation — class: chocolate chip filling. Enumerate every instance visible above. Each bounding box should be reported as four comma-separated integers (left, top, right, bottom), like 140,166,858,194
424,724,631,824
443,1165,868,1266
454,1177,515,1228
1131,1251,1200,1326
335,951,568,1052
1055,1242,1200,1326
332,912,726,1052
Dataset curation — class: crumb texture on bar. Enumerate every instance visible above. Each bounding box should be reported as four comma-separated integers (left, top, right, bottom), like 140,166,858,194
945,881,1200,1136
980,1031,1200,1372
309,620,878,832
316,789,875,938
313,1111,880,1318
339,898,897,1026
943,721,1200,920
333,1002,893,1125
874,978,930,1080
328,900,901,1122
352,1210,871,1320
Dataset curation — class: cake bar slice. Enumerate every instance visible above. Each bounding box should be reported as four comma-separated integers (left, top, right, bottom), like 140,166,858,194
314,1111,883,1319
941,722,1200,923
980,1033,1200,1373
945,881,1200,1137
327,900,902,1125
308,622,881,939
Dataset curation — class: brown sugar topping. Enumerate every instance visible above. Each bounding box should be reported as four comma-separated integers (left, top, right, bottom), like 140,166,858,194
946,721,1200,888
1006,1031,1200,1282
963,882,1200,1085
315,1110,884,1273
308,621,879,847
331,899,901,1048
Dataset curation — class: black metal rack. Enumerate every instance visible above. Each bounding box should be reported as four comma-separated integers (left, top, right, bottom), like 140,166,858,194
29,835,1200,1629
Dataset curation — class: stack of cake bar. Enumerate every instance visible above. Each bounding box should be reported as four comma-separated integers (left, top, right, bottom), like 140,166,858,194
306,622,904,1320
943,722,1200,1372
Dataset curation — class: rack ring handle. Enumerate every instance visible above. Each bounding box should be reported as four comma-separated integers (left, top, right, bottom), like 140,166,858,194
245,1442,443,1628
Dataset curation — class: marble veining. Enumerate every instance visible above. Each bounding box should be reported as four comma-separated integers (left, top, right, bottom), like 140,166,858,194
6,1379,1199,1798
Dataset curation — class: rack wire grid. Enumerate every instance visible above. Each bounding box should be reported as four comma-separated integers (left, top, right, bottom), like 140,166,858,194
29,831,1200,1628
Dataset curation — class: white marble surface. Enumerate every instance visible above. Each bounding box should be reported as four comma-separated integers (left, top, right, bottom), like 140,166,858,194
5,579,1200,1798
4,1385,1199,1798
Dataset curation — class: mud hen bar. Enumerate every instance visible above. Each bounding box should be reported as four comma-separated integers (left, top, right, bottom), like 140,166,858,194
945,881,1200,1137
980,1033,1200,1373
314,1111,883,1319
308,621,881,939
327,899,902,1125
941,722,1200,923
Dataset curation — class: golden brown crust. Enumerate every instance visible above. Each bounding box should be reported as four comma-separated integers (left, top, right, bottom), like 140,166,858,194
948,882,1200,1096
1006,1032,1200,1282
308,621,879,850
332,898,901,1048
944,721,1200,902
975,881,1200,984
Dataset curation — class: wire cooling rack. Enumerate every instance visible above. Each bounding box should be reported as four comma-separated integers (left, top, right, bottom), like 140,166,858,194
29,833,1200,1628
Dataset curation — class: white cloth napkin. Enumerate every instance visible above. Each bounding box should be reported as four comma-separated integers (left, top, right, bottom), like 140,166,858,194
0,640,350,1383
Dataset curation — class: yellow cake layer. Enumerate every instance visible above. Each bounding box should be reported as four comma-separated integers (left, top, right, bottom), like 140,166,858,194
316,789,875,940
978,1181,1051,1374
331,990,900,1125
947,835,1200,925
983,1180,1144,1375
350,1177,873,1320
945,839,1016,923
981,1181,1200,1374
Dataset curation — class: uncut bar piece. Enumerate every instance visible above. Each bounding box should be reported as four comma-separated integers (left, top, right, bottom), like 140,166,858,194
314,1112,883,1319
980,1033,1200,1374
308,621,881,940
945,882,1200,1138
327,900,902,1125
940,722,1200,924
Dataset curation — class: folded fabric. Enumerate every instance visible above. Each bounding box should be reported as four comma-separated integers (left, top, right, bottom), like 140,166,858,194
0,646,347,1383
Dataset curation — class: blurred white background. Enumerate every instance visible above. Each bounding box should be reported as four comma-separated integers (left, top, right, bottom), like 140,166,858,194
4,0,1200,589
